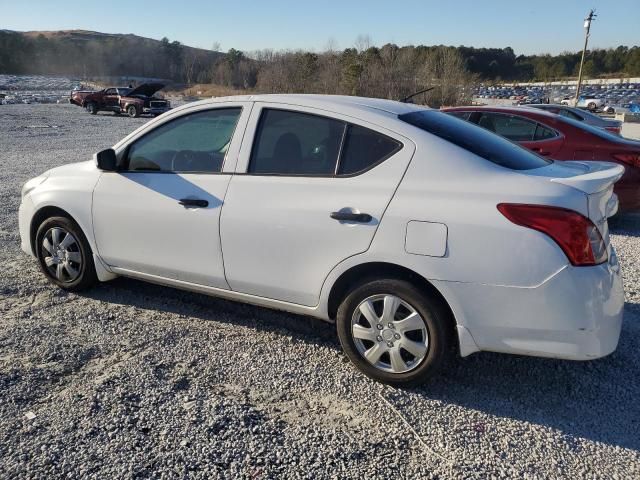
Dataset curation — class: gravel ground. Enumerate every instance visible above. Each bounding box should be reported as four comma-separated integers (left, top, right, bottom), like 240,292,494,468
1,103,639,479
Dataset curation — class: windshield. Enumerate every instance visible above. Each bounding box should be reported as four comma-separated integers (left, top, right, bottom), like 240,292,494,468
399,110,552,170
117,88,132,96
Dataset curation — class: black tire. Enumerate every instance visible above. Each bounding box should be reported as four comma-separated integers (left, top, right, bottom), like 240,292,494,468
587,102,596,111
127,105,139,118
85,102,97,115
35,216,98,291
336,279,451,386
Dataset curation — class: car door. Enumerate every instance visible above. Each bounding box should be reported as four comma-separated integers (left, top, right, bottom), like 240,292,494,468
103,88,119,110
220,104,415,306
92,103,251,287
476,112,564,157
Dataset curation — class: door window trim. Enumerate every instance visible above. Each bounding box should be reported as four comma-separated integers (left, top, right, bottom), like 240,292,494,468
120,106,244,175
244,107,403,178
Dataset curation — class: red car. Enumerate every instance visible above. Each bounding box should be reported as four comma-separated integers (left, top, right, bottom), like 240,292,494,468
441,105,640,211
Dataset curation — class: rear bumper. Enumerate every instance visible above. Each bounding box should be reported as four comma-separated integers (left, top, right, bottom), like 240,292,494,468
435,250,624,360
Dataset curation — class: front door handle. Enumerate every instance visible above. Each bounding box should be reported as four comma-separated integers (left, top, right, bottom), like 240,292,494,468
330,211,372,223
179,198,208,208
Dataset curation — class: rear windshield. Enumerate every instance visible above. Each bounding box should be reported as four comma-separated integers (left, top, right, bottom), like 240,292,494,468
399,110,552,170
556,115,623,141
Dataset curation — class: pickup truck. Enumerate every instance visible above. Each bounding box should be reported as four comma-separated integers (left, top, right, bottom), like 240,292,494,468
69,83,171,117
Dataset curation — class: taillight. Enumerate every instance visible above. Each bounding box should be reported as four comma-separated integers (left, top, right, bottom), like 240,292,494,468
605,126,621,134
497,204,607,266
611,152,640,168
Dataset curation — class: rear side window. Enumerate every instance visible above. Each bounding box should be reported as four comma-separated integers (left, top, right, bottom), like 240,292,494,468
249,109,401,176
447,111,471,121
477,112,538,141
534,124,556,140
399,110,551,171
558,109,582,121
249,109,344,175
338,125,401,175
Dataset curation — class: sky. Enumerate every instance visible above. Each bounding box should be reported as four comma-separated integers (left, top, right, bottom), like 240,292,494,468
1,0,638,55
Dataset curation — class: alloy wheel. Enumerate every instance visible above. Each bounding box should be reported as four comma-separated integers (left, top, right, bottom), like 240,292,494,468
351,294,429,374
41,227,82,283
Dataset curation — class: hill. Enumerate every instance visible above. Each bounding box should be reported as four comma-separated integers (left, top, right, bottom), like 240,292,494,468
0,30,223,82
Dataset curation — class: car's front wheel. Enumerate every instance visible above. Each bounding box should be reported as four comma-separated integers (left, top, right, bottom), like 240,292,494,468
35,216,97,291
127,105,139,117
336,279,451,386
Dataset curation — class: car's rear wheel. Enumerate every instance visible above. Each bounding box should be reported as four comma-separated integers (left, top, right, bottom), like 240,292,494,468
127,105,139,118
85,102,97,115
336,279,451,386
35,216,97,291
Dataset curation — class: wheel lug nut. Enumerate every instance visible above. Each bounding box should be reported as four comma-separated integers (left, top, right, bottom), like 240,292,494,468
376,324,383,330
386,341,394,348
376,335,383,342
388,323,394,329
394,333,400,340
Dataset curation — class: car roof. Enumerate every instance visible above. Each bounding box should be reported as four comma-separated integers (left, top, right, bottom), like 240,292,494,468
183,94,428,117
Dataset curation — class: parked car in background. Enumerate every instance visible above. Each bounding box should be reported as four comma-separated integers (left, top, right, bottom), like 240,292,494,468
527,104,622,135
576,95,605,111
442,105,640,211
69,83,171,117
19,95,625,385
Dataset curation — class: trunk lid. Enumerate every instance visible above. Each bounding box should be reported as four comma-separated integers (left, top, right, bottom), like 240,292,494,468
528,160,625,245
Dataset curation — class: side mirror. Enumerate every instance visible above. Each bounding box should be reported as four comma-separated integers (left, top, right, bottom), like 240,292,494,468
95,148,117,171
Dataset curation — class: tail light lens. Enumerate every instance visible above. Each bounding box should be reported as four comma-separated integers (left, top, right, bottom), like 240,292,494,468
497,204,607,266
611,152,640,168
605,126,621,135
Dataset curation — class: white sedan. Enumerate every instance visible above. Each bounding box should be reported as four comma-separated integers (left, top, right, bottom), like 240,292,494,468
19,95,625,385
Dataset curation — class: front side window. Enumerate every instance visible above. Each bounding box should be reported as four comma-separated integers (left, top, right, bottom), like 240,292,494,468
104,88,116,95
125,108,241,173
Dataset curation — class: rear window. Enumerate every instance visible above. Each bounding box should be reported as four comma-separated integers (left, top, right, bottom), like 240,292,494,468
556,115,622,140
399,110,552,170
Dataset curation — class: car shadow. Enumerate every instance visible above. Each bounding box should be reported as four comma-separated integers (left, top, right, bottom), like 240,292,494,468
82,276,337,344
609,212,640,238
82,278,640,452
415,300,640,452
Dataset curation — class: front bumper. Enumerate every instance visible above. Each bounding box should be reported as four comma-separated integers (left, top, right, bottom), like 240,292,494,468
18,196,35,257
143,106,171,115
435,249,624,360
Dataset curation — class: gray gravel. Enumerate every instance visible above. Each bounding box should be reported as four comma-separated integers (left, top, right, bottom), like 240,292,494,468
1,103,639,479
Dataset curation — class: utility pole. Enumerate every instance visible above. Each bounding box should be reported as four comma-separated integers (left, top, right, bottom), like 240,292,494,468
574,9,596,106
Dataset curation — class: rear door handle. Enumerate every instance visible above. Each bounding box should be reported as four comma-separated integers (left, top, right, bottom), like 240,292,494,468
179,198,208,208
532,148,551,156
330,211,372,223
